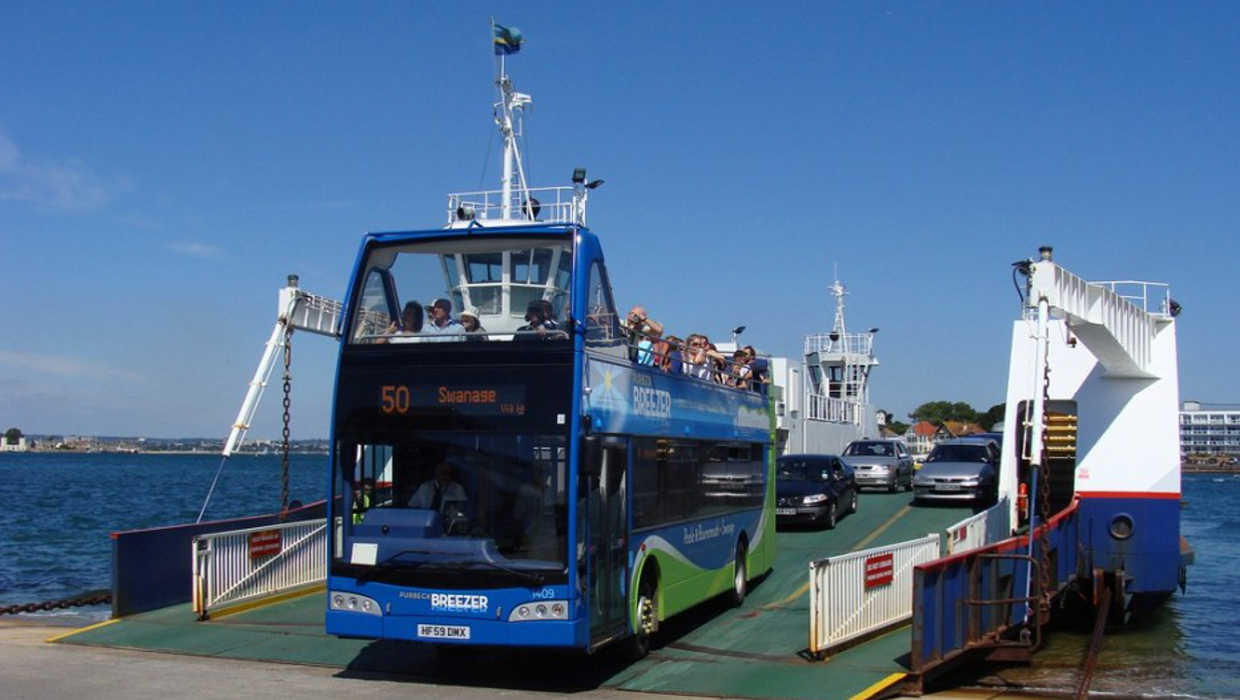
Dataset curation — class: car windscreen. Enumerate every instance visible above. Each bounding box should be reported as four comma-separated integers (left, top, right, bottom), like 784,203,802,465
926,444,988,462
777,459,829,481
844,441,893,457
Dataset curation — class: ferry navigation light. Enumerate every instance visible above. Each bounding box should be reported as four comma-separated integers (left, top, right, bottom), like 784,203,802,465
731,325,746,344
586,179,605,190
287,274,299,288
868,327,879,334
1039,245,1053,261
572,167,586,184
1169,299,1182,317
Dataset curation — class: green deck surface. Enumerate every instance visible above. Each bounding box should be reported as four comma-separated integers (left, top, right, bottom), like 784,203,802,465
58,493,972,699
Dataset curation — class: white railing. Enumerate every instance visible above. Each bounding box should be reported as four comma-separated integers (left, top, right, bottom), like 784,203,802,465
804,332,875,357
808,533,941,655
943,497,1011,554
806,394,865,425
1090,280,1173,317
447,185,584,226
192,518,327,619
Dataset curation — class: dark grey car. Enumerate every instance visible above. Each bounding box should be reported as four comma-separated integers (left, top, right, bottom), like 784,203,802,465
912,438,999,505
844,439,914,492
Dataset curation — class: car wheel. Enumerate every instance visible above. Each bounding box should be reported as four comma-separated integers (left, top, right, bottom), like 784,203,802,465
823,501,837,529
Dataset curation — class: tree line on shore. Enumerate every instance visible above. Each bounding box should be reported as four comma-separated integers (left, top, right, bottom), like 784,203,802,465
881,401,1005,435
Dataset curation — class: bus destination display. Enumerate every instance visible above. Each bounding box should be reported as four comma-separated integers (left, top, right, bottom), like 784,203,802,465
380,384,527,416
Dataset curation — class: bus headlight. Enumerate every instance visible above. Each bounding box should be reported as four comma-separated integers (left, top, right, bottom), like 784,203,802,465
329,591,382,616
508,600,569,621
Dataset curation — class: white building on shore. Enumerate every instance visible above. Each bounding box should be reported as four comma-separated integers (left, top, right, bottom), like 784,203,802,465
1180,401,1240,459
0,436,29,452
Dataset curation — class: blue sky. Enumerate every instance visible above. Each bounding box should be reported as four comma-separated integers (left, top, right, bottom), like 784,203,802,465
1,2,1236,439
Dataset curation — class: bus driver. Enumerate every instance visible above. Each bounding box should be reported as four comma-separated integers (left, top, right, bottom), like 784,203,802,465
408,462,468,516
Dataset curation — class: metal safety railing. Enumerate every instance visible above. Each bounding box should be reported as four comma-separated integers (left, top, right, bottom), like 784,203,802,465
944,497,1011,554
447,185,585,225
804,332,876,357
809,533,941,656
805,393,865,424
191,518,327,619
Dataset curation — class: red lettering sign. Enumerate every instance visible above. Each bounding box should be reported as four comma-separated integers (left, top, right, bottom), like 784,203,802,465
249,529,282,559
864,552,894,590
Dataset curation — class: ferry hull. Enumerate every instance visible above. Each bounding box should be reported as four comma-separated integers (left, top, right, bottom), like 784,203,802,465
1076,493,1186,597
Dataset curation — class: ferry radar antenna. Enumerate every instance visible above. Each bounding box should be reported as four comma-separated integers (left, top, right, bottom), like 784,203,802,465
830,277,848,341
492,19,532,220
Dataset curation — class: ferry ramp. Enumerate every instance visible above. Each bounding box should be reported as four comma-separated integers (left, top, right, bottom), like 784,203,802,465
53,492,972,700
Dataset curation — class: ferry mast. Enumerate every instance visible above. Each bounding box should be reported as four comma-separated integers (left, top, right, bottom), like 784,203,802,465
494,49,532,220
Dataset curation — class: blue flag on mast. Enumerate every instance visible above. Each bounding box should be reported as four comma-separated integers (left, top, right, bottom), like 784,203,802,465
493,23,523,55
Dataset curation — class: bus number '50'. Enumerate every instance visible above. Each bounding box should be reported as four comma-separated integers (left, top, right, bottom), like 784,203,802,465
380,385,410,414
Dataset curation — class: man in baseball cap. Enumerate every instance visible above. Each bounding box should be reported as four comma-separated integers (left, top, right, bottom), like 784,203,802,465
424,297,462,341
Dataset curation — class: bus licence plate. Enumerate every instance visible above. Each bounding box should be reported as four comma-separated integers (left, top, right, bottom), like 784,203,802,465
417,624,471,640
776,508,797,516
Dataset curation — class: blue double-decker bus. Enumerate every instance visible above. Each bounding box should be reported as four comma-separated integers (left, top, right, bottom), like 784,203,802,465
324,223,774,656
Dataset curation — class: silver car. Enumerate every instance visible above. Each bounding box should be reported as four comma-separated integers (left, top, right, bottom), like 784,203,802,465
912,438,999,504
843,439,914,492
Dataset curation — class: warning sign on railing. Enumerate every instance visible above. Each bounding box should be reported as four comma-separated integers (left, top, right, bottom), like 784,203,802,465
864,552,894,589
249,529,282,559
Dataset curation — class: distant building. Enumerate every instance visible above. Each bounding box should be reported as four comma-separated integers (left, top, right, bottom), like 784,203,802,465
0,436,29,452
1179,401,1240,459
903,421,938,456
940,420,985,438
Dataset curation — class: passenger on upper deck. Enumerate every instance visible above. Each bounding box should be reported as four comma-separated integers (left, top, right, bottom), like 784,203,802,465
636,324,664,366
663,336,685,374
682,334,719,380
424,298,462,341
744,345,770,393
537,299,560,330
728,349,753,389
516,300,564,339
459,307,488,342
382,301,424,344
623,306,663,363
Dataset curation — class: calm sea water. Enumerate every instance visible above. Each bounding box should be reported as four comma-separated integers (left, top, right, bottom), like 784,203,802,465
0,452,325,616
0,455,1235,696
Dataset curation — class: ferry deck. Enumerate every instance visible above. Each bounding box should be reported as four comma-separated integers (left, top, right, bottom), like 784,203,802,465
52,492,972,700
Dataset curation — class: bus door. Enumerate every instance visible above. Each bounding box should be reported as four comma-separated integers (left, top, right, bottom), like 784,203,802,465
582,436,629,646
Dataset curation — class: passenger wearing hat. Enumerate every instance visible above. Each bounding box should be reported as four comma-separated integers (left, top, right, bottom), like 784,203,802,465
459,306,488,342
424,297,462,341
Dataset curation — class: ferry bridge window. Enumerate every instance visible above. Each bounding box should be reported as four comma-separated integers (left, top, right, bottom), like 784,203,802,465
347,236,572,344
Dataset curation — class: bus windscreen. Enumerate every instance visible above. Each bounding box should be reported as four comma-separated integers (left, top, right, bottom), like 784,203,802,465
348,235,573,344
